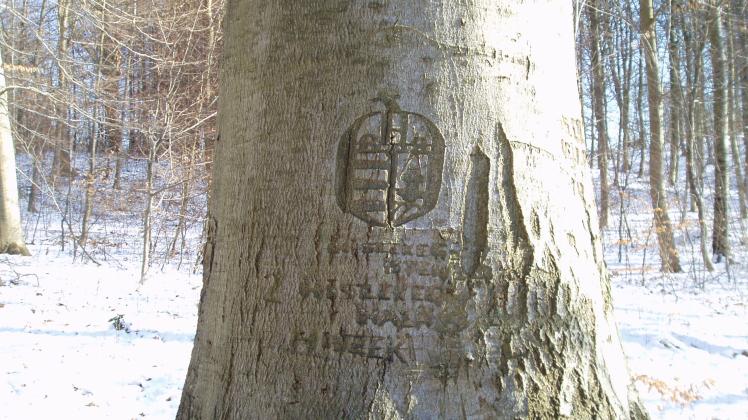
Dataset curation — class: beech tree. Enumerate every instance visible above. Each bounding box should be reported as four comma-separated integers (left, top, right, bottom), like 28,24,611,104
177,1,645,418
0,43,30,256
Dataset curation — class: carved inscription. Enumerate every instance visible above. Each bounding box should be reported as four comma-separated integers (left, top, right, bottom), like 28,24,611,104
300,277,453,329
289,329,477,381
295,228,495,381
313,230,484,330
291,330,412,363
336,97,445,227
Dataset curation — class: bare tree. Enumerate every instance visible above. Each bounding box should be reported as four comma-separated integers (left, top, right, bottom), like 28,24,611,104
680,3,715,271
640,0,682,272
709,1,731,261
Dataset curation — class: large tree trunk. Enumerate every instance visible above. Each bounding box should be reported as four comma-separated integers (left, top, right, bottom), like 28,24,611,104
709,3,731,261
640,0,682,272
178,2,645,418
0,45,31,256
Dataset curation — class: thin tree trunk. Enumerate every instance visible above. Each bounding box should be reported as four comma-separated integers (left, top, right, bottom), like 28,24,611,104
695,66,708,180
27,143,42,213
683,34,714,271
685,107,714,272
168,144,196,260
640,0,682,272
51,0,74,180
0,41,31,256
94,0,124,190
140,147,155,282
681,4,714,271
725,10,748,224
667,4,681,187
738,1,748,197
612,9,634,177
637,55,646,178
590,0,609,229
178,2,646,419
709,3,731,261
25,0,47,213
80,124,97,245
680,6,710,182
81,3,110,246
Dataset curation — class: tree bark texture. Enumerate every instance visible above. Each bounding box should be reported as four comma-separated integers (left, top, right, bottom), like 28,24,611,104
0,46,31,256
639,0,681,272
178,2,645,419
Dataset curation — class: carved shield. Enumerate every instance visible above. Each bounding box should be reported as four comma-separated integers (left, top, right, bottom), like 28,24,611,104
336,100,445,227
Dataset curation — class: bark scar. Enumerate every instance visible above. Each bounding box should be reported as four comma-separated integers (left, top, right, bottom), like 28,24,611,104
462,145,490,277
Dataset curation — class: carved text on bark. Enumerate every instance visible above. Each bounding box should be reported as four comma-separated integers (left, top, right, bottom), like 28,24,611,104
295,228,494,381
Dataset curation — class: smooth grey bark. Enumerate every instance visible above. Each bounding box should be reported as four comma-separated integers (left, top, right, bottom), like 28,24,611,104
178,2,645,419
639,0,681,272
709,3,731,261
0,45,31,256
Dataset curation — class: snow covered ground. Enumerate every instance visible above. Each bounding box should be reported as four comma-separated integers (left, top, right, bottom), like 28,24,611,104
2,233,746,419
0,252,201,419
615,279,748,419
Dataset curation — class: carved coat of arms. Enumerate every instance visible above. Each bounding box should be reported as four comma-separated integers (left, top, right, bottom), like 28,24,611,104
336,98,445,227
